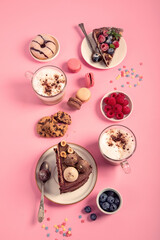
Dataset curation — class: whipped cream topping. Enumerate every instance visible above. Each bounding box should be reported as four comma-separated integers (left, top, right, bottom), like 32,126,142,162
100,128,135,160
32,68,66,97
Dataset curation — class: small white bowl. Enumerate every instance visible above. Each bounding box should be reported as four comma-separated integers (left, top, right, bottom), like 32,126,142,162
29,34,60,62
100,91,133,122
96,188,122,214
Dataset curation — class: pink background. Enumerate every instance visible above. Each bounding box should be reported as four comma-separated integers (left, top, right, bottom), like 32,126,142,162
1,0,160,239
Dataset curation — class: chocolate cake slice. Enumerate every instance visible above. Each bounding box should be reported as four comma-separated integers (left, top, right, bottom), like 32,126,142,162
54,140,92,193
92,27,123,66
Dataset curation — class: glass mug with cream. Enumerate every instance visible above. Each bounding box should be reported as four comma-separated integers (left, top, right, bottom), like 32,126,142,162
99,125,137,173
25,65,67,105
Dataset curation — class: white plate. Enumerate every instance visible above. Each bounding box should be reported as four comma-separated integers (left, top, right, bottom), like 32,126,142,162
81,32,127,69
100,91,133,122
29,34,60,62
35,143,97,205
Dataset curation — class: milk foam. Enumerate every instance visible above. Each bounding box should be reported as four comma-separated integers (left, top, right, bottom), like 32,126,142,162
100,128,135,160
32,68,66,97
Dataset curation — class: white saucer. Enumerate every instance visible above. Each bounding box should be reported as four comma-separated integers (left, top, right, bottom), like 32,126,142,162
81,32,127,69
29,34,60,62
35,143,97,205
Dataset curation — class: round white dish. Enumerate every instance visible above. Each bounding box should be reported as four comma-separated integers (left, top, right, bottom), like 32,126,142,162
29,34,60,62
100,91,133,122
35,143,97,205
81,32,127,69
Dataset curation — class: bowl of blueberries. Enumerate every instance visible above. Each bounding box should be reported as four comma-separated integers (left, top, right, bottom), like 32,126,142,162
96,188,122,214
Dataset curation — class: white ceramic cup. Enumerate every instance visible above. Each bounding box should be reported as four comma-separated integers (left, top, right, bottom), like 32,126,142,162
25,65,67,105
99,125,137,173
96,188,122,215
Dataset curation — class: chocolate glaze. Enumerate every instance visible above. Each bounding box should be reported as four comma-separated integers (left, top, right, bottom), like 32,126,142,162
38,34,56,45
30,47,49,58
32,40,54,55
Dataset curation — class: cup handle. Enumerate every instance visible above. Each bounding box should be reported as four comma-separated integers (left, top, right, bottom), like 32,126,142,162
25,71,33,80
121,160,131,174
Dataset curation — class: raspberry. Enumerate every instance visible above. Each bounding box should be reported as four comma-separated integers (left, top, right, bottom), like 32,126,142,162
106,109,115,118
116,96,125,105
122,106,131,114
103,30,108,37
108,97,116,106
110,92,117,98
103,97,110,104
117,93,125,99
123,99,129,106
104,105,111,113
113,104,122,113
98,34,106,43
101,43,109,52
113,41,119,48
116,112,124,119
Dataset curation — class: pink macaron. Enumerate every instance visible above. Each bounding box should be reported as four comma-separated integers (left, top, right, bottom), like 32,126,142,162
67,58,81,73
85,73,94,88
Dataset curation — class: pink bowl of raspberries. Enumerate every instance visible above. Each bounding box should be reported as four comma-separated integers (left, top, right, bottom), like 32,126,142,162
100,91,133,121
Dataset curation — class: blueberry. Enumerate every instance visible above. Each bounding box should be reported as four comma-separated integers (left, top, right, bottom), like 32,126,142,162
92,53,102,62
107,196,115,204
114,197,120,205
99,193,108,203
110,203,118,212
108,35,113,40
106,39,112,45
107,48,115,55
107,191,115,197
84,206,92,213
90,213,97,221
101,202,110,211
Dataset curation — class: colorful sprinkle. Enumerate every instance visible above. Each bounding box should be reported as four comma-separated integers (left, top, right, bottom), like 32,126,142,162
42,224,45,228
47,233,50,237
129,85,132,88
121,71,125,77
116,74,121,80
109,80,113,83
121,84,124,87
63,233,66,236
131,68,134,71
114,87,117,90
68,228,72,231
137,82,140,85
62,222,66,226
118,68,121,71
126,74,130,77
47,217,50,221
123,65,126,68
58,225,61,228
131,76,134,79
81,220,85,223
44,209,47,213
55,229,59,233
139,78,143,81
139,76,143,79
61,225,64,228
59,231,63,234
64,218,68,222
45,227,49,230
126,82,130,84
62,228,66,231
78,215,82,219
134,84,137,87
125,69,128,72
68,231,71,234
131,72,134,75
135,74,139,78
